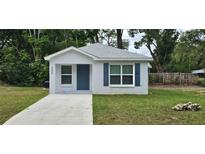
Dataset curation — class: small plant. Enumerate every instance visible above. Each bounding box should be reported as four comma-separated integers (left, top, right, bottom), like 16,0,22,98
149,75,154,84
197,78,205,87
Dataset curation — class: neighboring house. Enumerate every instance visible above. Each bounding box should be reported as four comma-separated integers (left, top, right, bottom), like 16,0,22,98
44,43,153,94
192,69,205,78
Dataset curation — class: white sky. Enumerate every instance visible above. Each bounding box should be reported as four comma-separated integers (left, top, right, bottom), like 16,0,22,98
122,30,151,57
122,29,189,57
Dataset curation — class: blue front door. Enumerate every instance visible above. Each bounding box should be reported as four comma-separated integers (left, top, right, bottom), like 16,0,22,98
77,64,90,90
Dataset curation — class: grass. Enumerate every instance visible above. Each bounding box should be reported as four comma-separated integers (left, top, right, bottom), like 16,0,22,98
93,88,205,124
1,84,205,125
0,85,48,124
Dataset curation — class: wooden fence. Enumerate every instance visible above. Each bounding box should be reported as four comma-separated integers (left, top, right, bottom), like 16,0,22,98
149,73,197,85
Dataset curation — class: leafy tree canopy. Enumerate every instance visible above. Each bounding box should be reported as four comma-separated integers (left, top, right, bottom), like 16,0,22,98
168,29,205,72
129,29,179,72
0,29,125,86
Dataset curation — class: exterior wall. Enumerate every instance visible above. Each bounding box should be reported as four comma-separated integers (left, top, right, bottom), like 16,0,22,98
92,61,149,94
49,49,93,94
55,64,77,93
49,61,55,94
48,49,149,94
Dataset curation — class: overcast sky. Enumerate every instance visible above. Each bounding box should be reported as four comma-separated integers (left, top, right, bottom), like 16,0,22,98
122,29,188,57
122,30,151,57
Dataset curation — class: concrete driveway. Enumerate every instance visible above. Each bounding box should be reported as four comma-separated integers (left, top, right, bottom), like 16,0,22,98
4,94,93,125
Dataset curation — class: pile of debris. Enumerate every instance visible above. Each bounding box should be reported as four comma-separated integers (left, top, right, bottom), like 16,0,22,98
172,102,201,111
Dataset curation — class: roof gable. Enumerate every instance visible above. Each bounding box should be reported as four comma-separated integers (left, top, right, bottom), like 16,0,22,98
44,46,98,61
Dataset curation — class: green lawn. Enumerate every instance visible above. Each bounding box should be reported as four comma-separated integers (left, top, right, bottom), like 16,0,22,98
1,84,205,125
93,88,205,124
0,85,48,124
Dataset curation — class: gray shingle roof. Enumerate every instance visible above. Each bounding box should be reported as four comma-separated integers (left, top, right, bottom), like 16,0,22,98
79,43,152,60
45,43,153,61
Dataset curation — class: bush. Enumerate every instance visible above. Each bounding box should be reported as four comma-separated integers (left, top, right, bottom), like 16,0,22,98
0,47,33,86
0,47,48,86
149,75,154,84
30,60,49,86
197,78,205,87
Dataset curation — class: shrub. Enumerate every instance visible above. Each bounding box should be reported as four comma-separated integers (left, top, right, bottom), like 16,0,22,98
0,47,33,86
197,78,205,87
0,47,48,86
149,75,154,84
30,60,49,86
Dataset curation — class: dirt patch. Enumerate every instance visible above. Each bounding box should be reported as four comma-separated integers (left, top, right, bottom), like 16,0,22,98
150,85,205,91
196,91,205,96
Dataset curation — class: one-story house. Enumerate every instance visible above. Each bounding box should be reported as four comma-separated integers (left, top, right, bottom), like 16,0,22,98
44,43,153,94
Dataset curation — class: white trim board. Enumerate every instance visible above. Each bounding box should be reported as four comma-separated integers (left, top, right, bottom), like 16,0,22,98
44,46,98,61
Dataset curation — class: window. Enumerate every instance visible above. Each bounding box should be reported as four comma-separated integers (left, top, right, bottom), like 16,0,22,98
61,65,72,85
109,64,134,86
122,65,133,85
110,65,121,85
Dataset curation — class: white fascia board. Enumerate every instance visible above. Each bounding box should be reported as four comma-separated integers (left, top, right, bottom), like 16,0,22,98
44,47,98,61
94,58,153,61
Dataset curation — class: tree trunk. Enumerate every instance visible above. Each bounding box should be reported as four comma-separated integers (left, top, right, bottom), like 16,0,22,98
147,45,164,72
107,37,110,46
117,29,123,49
95,33,99,42
75,36,79,47
90,37,95,43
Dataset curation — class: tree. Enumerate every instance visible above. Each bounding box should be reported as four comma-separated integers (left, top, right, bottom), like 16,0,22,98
99,29,125,49
0,30,12,49
129,29,179,72
117,29,123,49
99,29,117,46
0,47,33,86
168,30,205,72
0,29,102,86
25,29,50,61
85,29,100,43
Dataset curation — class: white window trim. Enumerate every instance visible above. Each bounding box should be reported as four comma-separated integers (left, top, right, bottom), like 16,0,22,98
61,65,73,86
109,63,135,87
